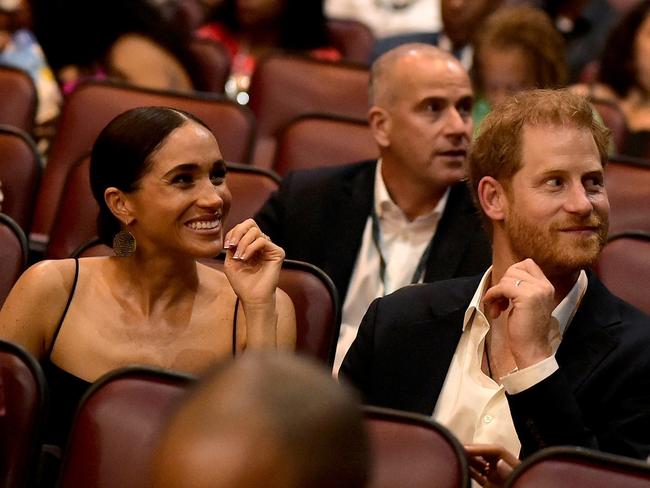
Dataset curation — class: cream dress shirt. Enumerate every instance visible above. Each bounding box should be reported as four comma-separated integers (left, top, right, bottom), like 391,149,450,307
332,161,448,375
433,268,588,457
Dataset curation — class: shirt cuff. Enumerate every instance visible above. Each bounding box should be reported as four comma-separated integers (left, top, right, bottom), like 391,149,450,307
501,356,559,395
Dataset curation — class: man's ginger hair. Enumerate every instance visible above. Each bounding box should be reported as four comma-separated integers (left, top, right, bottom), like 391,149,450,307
467,89,610,227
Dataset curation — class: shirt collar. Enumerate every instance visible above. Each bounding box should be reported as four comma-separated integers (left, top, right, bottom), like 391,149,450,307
463,267,588,337
373,159,449,222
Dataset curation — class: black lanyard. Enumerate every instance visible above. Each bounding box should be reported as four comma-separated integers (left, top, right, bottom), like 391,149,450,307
370,206,434,291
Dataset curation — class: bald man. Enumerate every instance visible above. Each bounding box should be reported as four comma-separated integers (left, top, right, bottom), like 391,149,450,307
150,352,369,488
255,44,491,373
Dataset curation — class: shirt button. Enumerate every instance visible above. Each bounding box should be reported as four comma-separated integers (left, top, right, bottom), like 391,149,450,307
483,415,493,424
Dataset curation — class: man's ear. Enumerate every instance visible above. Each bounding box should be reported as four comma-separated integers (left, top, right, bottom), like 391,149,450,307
104,187,134,226
368,106,391,148
477,176,508,221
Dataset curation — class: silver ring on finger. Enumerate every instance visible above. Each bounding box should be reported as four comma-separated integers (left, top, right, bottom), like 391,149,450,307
514,279,523,287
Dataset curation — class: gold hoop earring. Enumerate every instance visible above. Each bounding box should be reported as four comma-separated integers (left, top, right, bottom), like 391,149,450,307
113,228,137,257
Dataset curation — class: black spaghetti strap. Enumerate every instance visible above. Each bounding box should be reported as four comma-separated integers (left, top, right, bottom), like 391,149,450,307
232,296,240,357
47,258,80,357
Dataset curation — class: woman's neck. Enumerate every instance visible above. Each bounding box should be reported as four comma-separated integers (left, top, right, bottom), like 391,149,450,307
110,252,200,317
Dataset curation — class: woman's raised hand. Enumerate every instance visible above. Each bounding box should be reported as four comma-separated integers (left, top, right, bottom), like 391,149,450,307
223,219,284,306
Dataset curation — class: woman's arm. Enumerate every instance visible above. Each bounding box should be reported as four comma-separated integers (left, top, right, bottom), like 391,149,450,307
0,259,76,358
224,219,296,350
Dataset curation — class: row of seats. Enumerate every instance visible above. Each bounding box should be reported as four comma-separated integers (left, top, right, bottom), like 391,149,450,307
0,55,373,246
2,339,649,488
3,56,649,248
2,88,650,247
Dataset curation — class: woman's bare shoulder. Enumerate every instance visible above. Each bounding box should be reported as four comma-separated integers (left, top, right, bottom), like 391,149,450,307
0,258,78,356
16,258,78,295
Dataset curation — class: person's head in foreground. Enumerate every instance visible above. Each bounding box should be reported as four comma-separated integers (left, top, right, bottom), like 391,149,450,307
151,352,370,488
368,43,474,211
468,88,610,291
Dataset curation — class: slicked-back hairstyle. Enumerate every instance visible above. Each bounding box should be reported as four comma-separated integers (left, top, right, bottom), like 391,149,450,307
152,352,370,488
89,106,211,247
599,0,650,98
467,89,610,226
473,6,568,94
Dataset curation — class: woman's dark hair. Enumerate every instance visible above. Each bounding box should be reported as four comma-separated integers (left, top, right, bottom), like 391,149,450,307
599,0,650,98
89,106,210,246
209,0,330,50
29,0,201,85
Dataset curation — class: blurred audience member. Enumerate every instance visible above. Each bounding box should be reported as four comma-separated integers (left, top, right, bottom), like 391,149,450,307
472,6,568,130
255,44,491,375
596,0,650,157
151,352,369,488
0,106,296,456
29,0,200,94
325,0,442,39
197,0,340,103
0,0,60,126
372,0,504,68
524,0,620,81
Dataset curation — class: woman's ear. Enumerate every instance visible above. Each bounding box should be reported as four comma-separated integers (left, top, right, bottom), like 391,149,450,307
104,187,134,226
368,106,391,148
477,176,508,222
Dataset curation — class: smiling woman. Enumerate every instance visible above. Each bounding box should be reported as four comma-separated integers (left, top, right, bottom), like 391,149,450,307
0,106,296,455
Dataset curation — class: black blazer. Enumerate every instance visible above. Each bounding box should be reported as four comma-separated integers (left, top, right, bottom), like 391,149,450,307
254,160,492,301
340,273,650,460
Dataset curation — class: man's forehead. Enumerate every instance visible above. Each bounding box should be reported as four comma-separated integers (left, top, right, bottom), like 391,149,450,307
517,123,604,173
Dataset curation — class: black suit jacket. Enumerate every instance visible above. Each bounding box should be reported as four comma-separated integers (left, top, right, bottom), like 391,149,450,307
254,160,492,301
340,273,650,460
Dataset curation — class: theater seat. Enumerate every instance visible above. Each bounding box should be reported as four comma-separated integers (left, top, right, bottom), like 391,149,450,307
0,339,48,488
248,53,369,167
594,231,650,315
363,406,470,488
606,155,650,235
58,366,193,488
0,213,28,307
505,446,650,488
273,114,377,176
0,125,41,232
0,66,37,133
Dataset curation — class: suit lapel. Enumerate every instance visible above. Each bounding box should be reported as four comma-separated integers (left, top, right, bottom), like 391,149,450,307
556,275,619,392
390,278,479,415
424,183,478,281
323,161,375,299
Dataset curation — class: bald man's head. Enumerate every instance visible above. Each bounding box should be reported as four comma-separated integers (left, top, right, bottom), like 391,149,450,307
151,353,369,488
369,43,462,108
